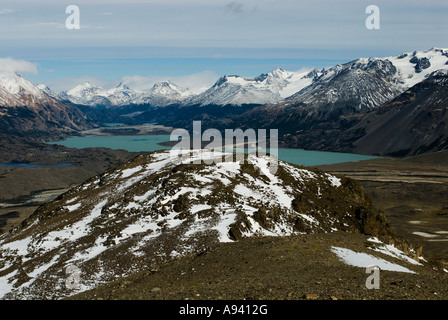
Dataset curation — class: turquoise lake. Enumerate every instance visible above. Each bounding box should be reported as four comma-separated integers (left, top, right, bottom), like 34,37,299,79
48,135,379,167
0,163,72,168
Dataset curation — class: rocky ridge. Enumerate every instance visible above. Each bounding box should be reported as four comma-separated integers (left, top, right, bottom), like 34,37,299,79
0,149,420,299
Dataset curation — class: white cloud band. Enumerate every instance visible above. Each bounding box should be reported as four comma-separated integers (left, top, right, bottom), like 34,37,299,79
0,57,38,74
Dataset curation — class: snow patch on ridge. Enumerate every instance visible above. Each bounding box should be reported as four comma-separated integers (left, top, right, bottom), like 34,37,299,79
331,246,416,273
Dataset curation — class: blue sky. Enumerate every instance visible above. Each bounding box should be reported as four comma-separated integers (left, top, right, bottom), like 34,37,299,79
1,0,447,90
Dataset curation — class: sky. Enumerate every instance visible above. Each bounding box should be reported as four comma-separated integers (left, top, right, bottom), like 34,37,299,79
0,0,447,91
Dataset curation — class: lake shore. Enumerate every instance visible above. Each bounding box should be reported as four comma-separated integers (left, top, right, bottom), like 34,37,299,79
76,124,174,137
50,133,379,167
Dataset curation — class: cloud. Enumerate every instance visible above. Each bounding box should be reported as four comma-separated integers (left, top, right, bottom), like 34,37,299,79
24,22,66,29
0,8,16,15
1,1,447,54
19,22,105,30
0,57,38,74
43,75,118,92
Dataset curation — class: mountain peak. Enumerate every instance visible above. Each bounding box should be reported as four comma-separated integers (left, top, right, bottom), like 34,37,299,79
0,72,48,106
268,68,287,76
150,80,186,94
78,82,97,88
67,82,101,94
212,75,248,88
116,81,130,90
152,80,175,88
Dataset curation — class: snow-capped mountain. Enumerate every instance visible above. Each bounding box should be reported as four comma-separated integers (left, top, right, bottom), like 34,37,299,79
0,72,93,138
236,48,448,136
0,72,53,107
54,81,194,108
45,48,448,110
133,81,194,106
60,82,136,107
384,48,448,89
36,83,71,103
0,149,398,299
184,74,280,106
45,68,320,108
35,48,448,112
66,82,102,102
284,47,448,112
182,68,319,106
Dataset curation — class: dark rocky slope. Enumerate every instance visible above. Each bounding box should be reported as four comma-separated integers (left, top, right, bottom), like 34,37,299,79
350,74,448,156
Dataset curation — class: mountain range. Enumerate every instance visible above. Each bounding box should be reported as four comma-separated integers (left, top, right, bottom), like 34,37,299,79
235,48,448,125
41,80,195,109
39,68,318,108
40,48,448,110
1,47,448,156
228,48,448,156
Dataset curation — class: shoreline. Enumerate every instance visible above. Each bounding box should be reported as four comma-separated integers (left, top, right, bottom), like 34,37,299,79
50,124,384,160
74,124,174,138
49,126,381,163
